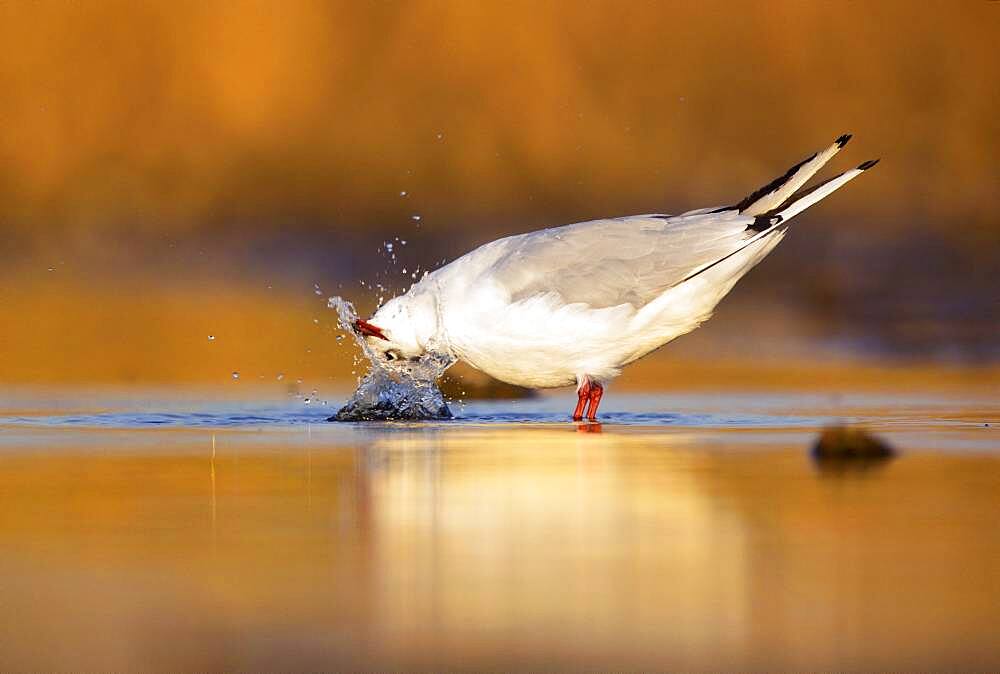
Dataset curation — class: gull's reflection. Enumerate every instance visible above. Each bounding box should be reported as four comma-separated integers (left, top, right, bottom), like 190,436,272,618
348,426,752,658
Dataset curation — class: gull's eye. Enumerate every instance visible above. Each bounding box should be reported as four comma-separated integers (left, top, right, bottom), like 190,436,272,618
385,350,401,361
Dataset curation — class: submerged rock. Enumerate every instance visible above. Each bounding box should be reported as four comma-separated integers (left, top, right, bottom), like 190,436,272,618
332,398,452,421
812,425,895,459
331,366,453,421
812,425,895,473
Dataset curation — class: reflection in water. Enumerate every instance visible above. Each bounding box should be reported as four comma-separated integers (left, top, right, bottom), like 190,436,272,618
359,428,751,666
0,417,998,671
210,433,217,538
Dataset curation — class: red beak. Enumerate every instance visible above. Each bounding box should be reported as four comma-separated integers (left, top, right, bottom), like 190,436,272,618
354,318,388,340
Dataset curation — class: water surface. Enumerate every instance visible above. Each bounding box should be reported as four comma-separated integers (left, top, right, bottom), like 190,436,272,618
0,391,997,671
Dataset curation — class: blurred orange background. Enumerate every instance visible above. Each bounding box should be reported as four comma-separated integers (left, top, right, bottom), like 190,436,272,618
1,0,997,389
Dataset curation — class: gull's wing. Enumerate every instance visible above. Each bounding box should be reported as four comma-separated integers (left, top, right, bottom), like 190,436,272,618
467,134,875,312
483,211,757,309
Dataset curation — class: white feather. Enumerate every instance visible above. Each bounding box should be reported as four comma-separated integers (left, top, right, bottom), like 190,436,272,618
367,138,877,390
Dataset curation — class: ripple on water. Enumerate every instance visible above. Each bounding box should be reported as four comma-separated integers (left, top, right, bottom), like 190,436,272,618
0,393,993,440
0,402,832,430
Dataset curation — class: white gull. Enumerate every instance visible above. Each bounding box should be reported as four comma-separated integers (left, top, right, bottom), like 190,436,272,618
354,134,878,420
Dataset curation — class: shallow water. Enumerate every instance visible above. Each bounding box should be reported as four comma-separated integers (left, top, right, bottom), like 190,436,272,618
0,390,998,671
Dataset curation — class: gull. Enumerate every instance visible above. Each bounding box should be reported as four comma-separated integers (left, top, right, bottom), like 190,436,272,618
355,135,877,420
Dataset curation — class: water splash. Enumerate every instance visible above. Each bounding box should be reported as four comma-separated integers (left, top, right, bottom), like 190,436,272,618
327,296,453,421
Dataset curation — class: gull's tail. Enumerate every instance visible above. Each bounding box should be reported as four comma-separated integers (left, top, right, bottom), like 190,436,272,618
732,134,879,231
770,159,879,222
735,134,853,216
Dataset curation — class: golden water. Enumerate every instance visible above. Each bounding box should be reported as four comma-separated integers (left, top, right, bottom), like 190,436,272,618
0,392,997,671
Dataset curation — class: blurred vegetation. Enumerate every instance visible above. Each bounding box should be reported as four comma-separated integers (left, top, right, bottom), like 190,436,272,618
1,1,997,384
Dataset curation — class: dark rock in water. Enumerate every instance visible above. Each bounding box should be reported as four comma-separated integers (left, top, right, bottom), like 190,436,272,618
812,425,895,459
812,425,895,473
331,397,452,422
328,362,453,422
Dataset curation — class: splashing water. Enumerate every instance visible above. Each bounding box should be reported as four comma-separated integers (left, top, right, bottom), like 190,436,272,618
327,296,454,421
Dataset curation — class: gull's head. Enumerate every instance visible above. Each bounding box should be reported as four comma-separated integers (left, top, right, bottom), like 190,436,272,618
354,295,427,364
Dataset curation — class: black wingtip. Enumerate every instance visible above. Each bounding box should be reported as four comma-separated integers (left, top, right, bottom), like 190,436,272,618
857,158,880,171
835,133,853,149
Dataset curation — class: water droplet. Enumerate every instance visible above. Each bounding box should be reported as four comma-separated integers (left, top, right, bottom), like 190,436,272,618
411,214,421,221
400,240,407,245
313,318,319,324
400,190,407,197
436,132,443,140
276,373,284,381
47,267,55,272
231,371,240,380
385,242,394,252
207,335,215,341
303,398,311,405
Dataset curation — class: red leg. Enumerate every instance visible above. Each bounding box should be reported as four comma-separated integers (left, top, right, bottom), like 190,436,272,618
572,380,592,421
584,382,604,421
